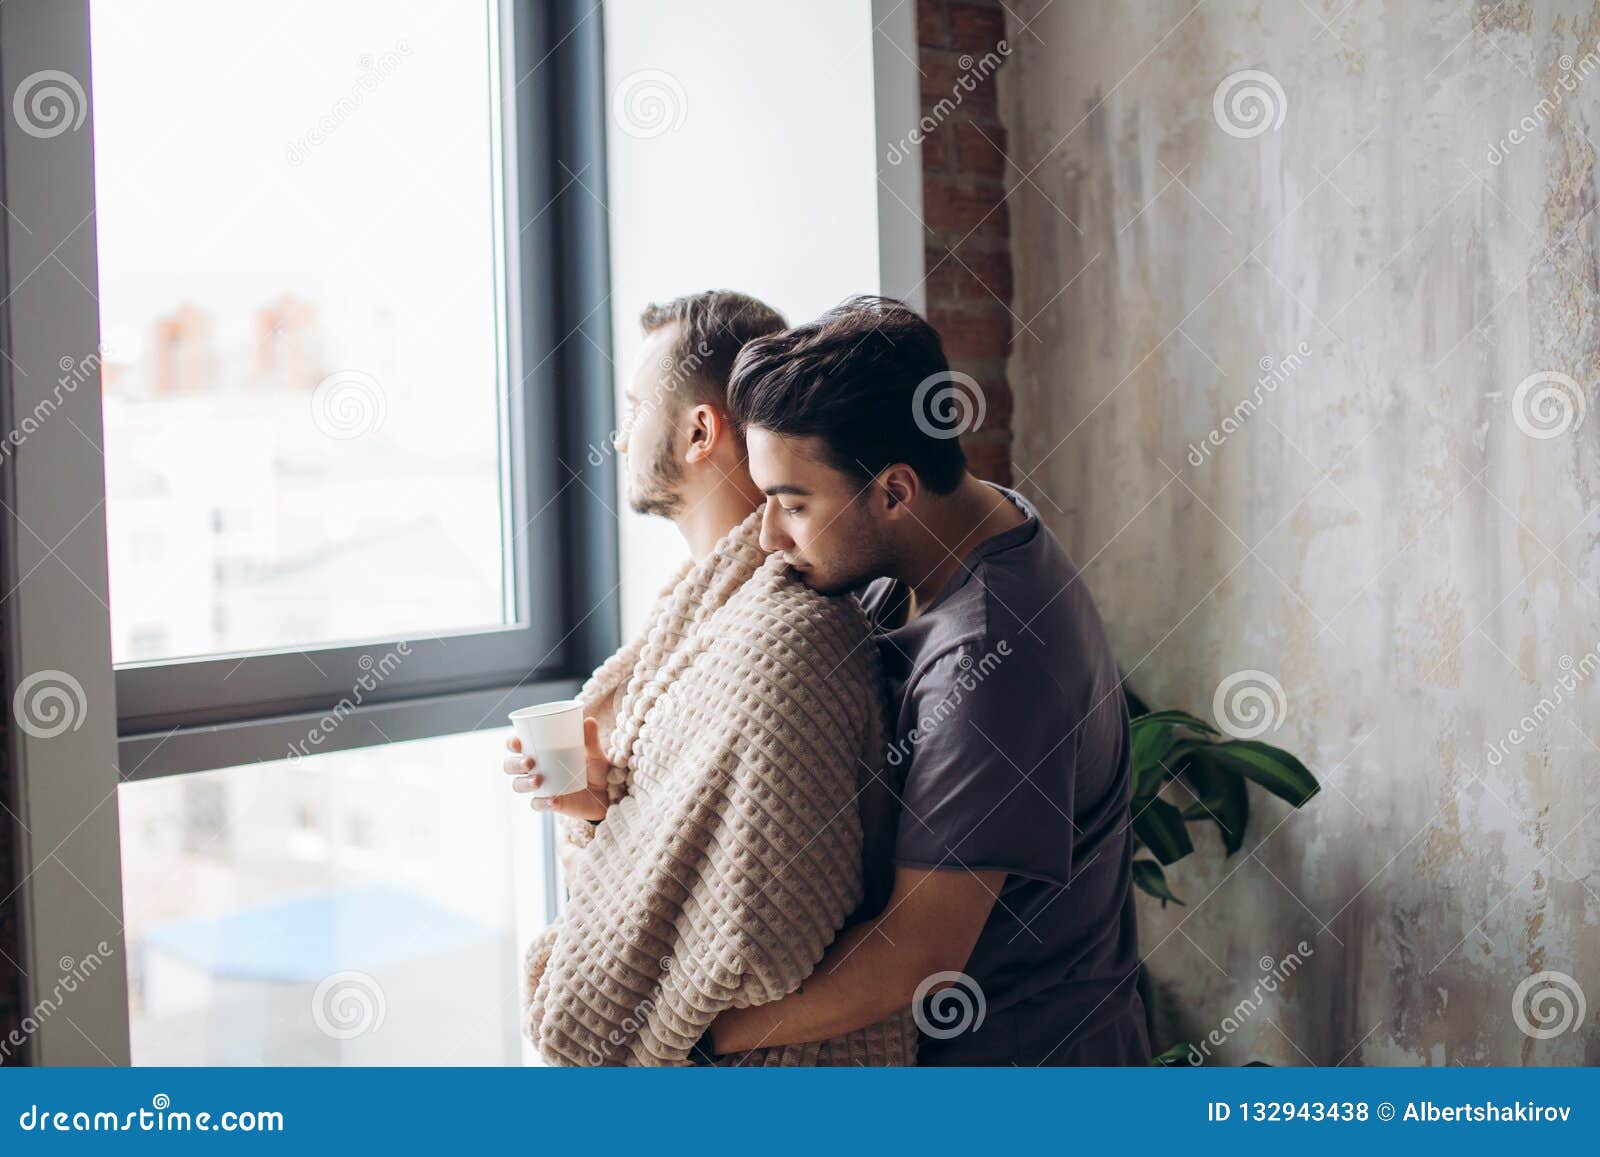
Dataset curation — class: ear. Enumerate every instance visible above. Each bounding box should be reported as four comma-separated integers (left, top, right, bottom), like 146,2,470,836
877,463,920,517
683,403,725,465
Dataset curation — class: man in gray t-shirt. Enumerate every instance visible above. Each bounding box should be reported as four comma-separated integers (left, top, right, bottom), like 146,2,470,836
707,296,1149,1066
858,485,1147,1064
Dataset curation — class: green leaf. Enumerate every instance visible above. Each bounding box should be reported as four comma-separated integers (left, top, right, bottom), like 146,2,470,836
1129,713,1221,798
1202,740,1321,808
1181,748,1251,855
1132,858,1185,906
1129,725,1177,797
1130,759,1165,802
1130,709,1221,736
1132,796,1195,865
1130,728,1217,800
1151,1042,1194,1067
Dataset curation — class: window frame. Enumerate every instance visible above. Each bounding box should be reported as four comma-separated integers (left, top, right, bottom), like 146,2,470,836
0,0,614,1065
98,0,620,779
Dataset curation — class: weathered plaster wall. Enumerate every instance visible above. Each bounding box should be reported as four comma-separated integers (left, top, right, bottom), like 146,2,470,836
1003,0,1599,1063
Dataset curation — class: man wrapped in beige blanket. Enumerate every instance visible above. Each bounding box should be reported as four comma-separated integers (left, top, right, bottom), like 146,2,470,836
512,292,915,1066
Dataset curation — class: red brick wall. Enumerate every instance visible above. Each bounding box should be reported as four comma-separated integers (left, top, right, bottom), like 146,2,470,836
917,0,1015,486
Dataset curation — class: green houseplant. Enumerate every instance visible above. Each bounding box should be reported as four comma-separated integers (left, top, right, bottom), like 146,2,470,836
1121,687,1321,1066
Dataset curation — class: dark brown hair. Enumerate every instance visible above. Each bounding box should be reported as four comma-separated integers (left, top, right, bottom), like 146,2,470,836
727,295,967,494
638,290,786,409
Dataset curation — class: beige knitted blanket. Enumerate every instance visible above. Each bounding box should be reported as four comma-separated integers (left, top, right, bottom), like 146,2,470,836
521,510,917,1066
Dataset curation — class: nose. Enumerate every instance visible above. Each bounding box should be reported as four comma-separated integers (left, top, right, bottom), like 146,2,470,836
758,499,790,554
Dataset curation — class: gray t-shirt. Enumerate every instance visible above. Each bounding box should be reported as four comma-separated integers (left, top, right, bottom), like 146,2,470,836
859,485,1149,1066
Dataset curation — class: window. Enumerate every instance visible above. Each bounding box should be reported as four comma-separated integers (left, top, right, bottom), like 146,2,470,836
93,0,510,664
86,0,611,1061
90,0,619,768
0,0,612,1065
118,730,547,1064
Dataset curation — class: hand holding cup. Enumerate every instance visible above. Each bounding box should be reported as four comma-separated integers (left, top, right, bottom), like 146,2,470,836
504,700,611,820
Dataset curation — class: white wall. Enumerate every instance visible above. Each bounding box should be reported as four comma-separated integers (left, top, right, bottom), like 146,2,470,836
602,0,891,634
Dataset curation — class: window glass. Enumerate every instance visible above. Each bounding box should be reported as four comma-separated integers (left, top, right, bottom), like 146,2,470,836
91,0,509,662
117,729,544,1064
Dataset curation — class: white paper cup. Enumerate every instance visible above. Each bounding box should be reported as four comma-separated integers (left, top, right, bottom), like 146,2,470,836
509,699,587,798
